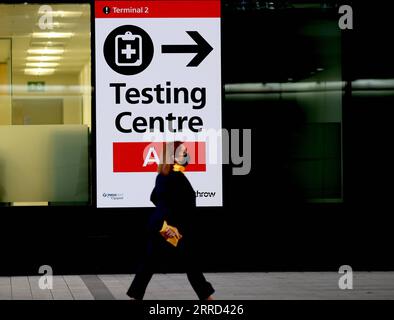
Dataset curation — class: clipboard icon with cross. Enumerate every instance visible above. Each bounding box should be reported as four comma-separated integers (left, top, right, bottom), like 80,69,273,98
115,31,143,67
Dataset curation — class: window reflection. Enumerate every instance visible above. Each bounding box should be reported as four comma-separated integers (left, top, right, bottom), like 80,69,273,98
0,4,91,206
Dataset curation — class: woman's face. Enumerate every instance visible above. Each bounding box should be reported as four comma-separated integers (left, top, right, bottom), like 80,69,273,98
174,144,189,166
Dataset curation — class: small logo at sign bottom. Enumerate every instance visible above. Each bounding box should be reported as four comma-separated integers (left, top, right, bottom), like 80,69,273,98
103,193,124,200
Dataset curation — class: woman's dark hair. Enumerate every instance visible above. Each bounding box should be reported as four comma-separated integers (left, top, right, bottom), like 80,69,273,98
158,141,184,176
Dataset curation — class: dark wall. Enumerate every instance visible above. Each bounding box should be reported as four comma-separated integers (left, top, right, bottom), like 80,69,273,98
1,2,394,275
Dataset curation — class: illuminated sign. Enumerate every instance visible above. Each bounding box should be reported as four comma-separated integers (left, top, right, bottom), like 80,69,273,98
95,0,222,208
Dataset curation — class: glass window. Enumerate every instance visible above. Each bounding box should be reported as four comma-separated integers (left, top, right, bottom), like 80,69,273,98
0,3,91,206
223,4,343,203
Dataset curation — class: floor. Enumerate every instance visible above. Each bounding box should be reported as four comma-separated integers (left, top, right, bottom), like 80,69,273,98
1,272,394,300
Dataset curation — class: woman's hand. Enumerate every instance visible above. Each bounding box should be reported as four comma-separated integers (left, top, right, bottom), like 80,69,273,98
164,227,177,239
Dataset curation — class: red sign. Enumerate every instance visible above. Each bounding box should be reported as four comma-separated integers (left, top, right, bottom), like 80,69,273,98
95,0,221,19
113,141,206,172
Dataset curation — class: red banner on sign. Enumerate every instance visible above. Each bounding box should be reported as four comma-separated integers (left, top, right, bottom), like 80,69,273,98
95,0,221,18
113,141,206,172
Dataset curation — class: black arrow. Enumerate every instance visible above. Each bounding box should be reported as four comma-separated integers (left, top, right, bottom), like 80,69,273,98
161,31,213,67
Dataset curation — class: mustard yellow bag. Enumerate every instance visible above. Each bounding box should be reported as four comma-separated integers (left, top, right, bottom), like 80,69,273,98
159,220,183,247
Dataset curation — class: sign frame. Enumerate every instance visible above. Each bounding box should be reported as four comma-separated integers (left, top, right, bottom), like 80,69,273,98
93,0,224,209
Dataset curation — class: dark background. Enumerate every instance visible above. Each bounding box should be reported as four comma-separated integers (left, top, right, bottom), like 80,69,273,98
1,1,394,275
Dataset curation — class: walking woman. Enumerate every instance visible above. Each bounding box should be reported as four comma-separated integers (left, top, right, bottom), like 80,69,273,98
127,141,215,300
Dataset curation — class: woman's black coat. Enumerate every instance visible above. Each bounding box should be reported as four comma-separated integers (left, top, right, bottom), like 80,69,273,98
148,170,197,244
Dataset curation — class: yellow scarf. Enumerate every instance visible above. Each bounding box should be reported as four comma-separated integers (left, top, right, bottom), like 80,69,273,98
173,163,186,172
